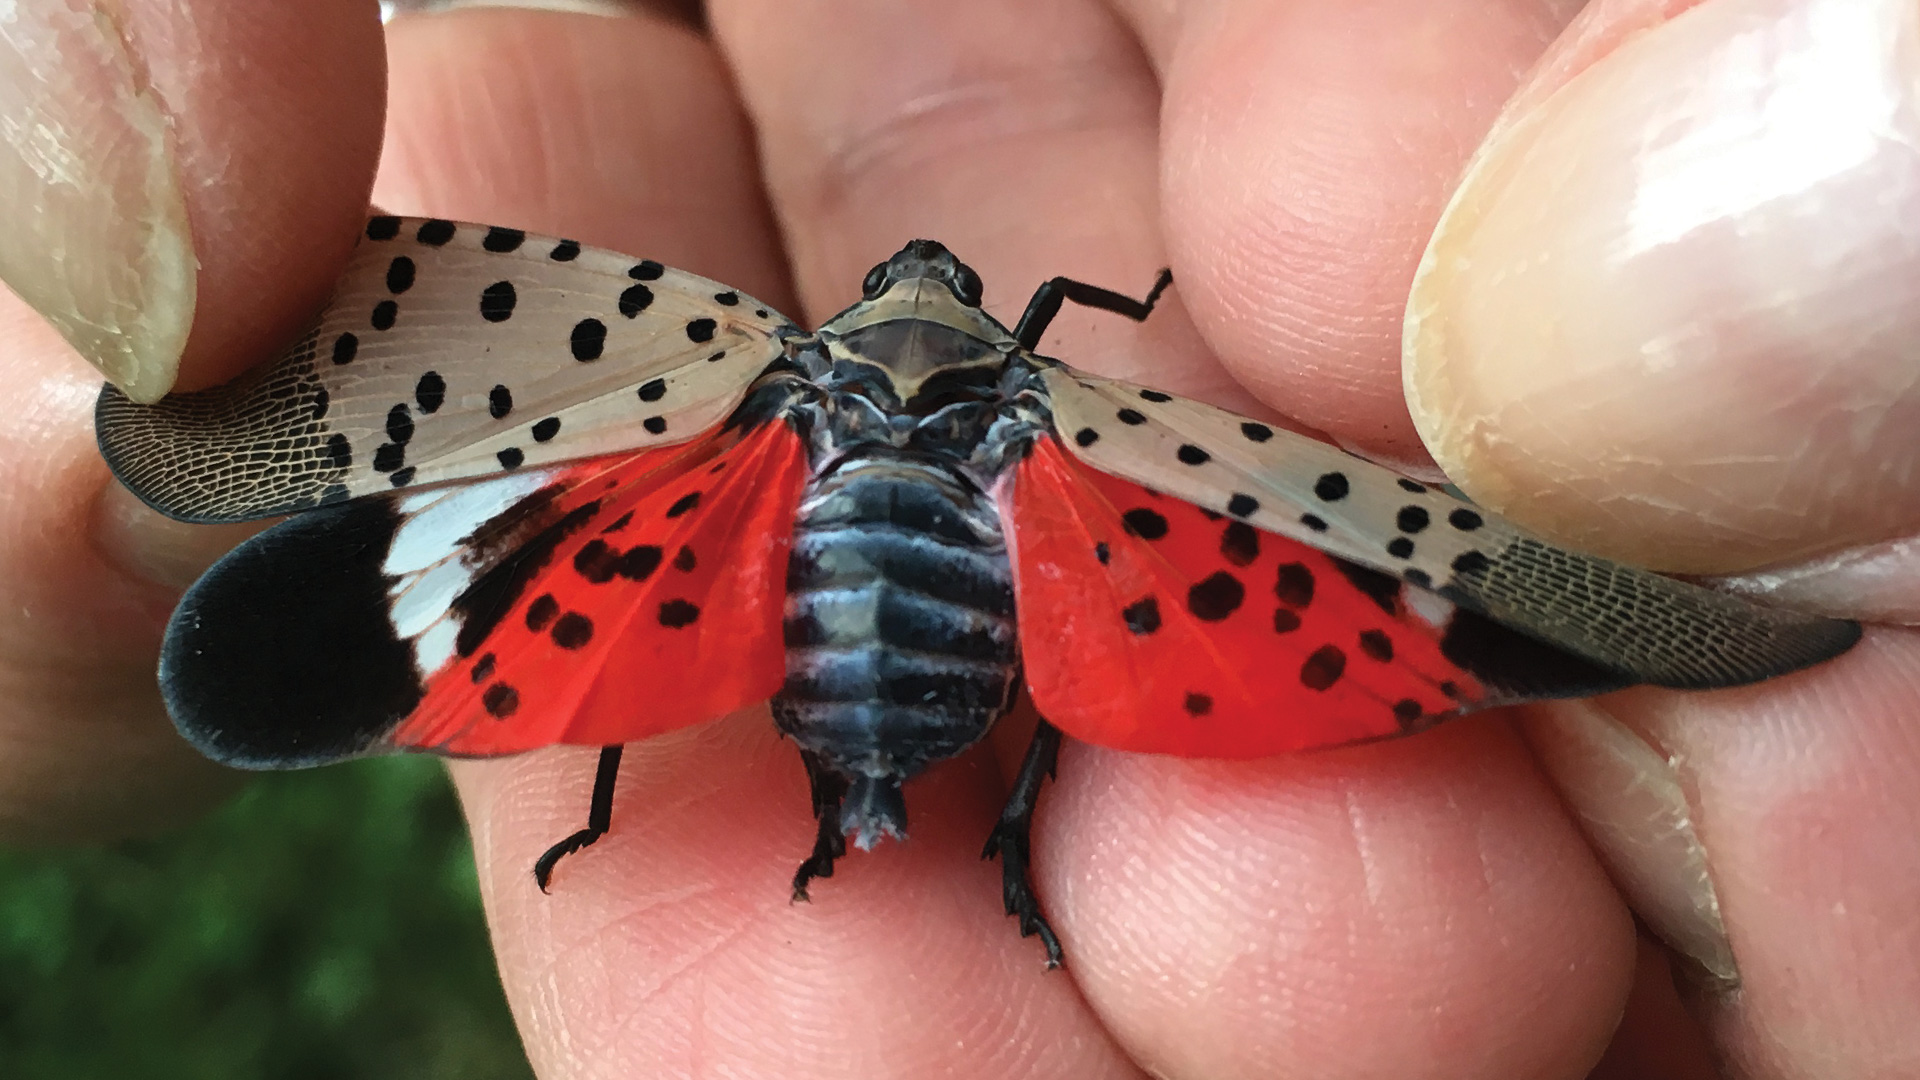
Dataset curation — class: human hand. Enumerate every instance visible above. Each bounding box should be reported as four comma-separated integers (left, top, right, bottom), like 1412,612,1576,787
5,0,1915,1077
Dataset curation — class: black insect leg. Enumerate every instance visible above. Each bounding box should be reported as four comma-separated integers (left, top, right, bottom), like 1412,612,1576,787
1013,268,1175,350
981,719,1065,968
533,744,624,892
791,751,850,903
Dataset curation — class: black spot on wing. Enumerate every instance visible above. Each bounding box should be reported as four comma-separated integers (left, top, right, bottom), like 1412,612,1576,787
524,594,559,632
480,281,517,322
483,227,525,253
658,599,700,628
1220,521,1259,567
386,404,414,446
1123,596,1161,635
1187,572,1245,621
482,684,519,718
620,284,654,317
386,257,415,294
551,612,594,649
1332,559,1401,614
1314,473,1349,501
1122,508,1168,540
415,372,446,414
1358,629,1394,661
571,319,606,361
159,499,422,766
1274,563,1315,608
1300,645,1346,691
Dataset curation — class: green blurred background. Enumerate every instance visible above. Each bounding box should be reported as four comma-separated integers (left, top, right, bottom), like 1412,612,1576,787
0,757,535,1079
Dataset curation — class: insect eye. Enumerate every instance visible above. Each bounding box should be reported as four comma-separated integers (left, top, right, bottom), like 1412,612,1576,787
952,264,983,307
861,263,890,299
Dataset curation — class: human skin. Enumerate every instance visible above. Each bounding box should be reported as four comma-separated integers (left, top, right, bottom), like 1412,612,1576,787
3,0,1917,1077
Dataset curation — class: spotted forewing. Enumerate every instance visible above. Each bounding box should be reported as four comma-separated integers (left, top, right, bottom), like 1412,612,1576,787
97,216,797,524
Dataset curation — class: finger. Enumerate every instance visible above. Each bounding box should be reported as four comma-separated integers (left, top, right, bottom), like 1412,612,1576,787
0,0,385,841
706,0,1263,412
377,9,1137,1075
1528,630,1920,1080
0,0,384,400
711,3,1635,1077
1112,0,1577,466
1040,721,1634,1080
1403,0,1920,575
1588,934,1720,1080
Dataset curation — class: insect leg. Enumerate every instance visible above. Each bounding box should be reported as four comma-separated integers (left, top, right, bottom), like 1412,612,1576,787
791,750,850,903
981,719,1065,968
533,744,625,891
1013,268,1174,350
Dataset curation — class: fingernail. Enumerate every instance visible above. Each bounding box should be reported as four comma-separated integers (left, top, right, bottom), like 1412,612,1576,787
1526,700,1738,985
1715,532,1920,625
0,2,196,403
1406,0,1920,575
92,480,261,592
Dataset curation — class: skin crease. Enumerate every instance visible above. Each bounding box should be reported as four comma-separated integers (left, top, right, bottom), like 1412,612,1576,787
0,0,1911,1078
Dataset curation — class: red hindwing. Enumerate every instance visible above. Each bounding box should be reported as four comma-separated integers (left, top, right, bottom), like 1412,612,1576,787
393,421,808,754
1003,437,1488,757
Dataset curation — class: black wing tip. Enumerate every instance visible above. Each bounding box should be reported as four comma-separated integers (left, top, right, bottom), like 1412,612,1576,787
157,499,425,768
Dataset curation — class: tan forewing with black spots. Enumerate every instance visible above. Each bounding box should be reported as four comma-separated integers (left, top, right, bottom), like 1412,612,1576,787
96,217,798,523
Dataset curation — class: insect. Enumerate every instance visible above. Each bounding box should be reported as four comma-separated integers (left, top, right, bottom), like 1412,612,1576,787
97,216,1860,967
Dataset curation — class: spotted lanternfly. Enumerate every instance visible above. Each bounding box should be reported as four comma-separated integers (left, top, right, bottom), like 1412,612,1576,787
97,216,1860,967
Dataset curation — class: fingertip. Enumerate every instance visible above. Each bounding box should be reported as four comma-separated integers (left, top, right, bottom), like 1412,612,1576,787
1153,0,1570,463
1046,722,1635,1079
164,0,389,391
1405,0,1920,573
0,0,386,400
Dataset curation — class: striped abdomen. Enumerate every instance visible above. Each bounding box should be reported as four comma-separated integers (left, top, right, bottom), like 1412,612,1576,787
772,450,1018,781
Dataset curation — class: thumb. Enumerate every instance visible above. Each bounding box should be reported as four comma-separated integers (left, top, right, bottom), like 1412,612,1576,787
1403,0,1919,591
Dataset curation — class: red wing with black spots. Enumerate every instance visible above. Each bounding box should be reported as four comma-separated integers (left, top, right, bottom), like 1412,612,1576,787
159,421,808,765
1001,437,1629,757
